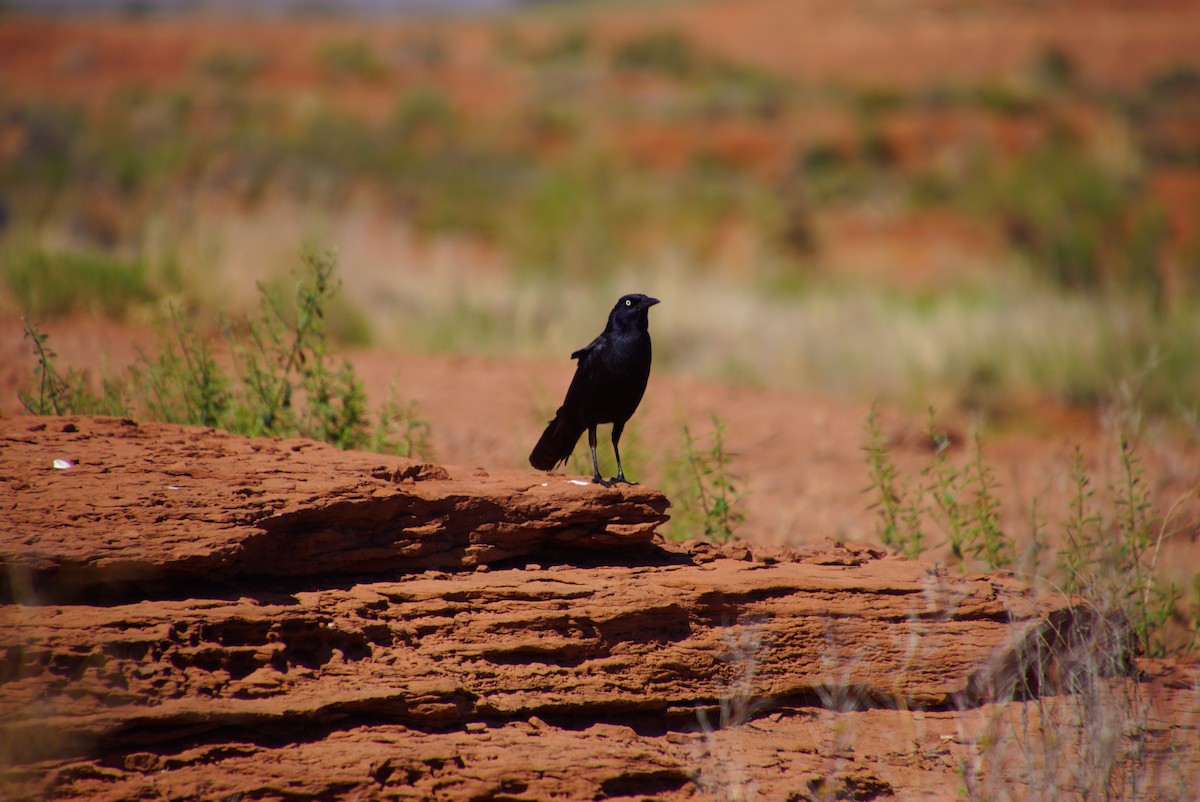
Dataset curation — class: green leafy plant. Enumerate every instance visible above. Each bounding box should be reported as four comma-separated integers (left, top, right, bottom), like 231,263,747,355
18,320,128,417
17,250,432,460
138,306,229,427
5,249,158,319
862,403,926,559
864,407,1197,657
668,415,744,543
1058,437,1193,658
370,380,434,460
611,31,700,80
977,134,1168,298
196,47,265,84
315,38,387,82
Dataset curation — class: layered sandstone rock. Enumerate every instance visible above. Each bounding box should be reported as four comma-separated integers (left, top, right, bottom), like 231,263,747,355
1,417,1194,801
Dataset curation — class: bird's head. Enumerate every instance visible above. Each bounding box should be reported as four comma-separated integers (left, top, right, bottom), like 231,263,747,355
609,293,660,329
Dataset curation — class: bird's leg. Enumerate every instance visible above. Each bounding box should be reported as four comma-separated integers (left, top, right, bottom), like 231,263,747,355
588,425,611,487
611,421,634,485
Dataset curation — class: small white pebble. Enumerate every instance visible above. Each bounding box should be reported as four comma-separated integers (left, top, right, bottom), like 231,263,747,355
52,459,74,470
568,479,590,486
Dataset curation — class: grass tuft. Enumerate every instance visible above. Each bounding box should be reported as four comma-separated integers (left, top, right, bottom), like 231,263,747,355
4,249,160,319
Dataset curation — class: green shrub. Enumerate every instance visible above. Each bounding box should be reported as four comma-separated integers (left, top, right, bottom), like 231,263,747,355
611,31,699,80
4,249,156,318
18,320,128,417
1146,64,1200,103
390,87,458,142
666,415,744,543
17,250,432,459
863,406,1197,658
979,135,1168,297
315,38,387,82
196,47,265,84
1031,45,1077,92
526,28,591,64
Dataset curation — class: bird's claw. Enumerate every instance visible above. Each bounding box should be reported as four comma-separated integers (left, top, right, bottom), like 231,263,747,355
592,476,614,488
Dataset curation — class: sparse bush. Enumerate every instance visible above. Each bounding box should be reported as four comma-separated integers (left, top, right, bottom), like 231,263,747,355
973,81,1041,117
1146,63,1200,103
3,101,81,201
1031,45,1077,92
611,31,699,80
315,38,387,82
371,380,434,460
18,320,128,417
791,140,870,205
196,47,265,84
4,249,158,319
390,87,458,142
138,306,228,427
864,406,1197,798
526,27,591,65
667,415,744,543
851,85,906,117
697,63,790,122
17,250,432,459
862,402,922,557
863,406,1197,656
976,134,1168,298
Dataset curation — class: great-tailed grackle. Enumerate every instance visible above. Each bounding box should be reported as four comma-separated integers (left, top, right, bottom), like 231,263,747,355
529,293,660,486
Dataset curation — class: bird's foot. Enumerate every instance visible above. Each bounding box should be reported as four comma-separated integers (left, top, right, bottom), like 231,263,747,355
591,475,614,488
610,475,637,486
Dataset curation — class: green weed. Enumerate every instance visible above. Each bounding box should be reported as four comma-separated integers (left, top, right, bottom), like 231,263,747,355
4,249,159,319
863,408,1198,657
523,27,591,65
611,30,700,80
1030,46,1077,92
371,379,434,460
973,133,1168,298
18,320,127,417
17,250,432,459
315,38,387,82
196,47,265,85
862,402,917,556
667,415,744,543
137,306,228,427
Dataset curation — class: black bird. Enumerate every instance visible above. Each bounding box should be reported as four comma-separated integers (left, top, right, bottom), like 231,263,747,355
530,293,660,486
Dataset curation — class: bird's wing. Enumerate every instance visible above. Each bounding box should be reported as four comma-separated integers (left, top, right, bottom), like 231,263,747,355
570,331,606,362
559,332,606,415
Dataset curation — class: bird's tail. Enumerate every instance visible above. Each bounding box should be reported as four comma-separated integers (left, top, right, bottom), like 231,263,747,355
529,412,585,471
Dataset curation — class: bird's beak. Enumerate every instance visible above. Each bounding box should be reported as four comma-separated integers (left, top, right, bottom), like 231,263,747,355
644,296,660,308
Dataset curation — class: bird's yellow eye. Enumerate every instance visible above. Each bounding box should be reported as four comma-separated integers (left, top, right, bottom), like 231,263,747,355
625,299,633,307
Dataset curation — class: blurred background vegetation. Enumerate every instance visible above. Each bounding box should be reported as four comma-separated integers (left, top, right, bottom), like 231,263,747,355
1,0,1198,433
